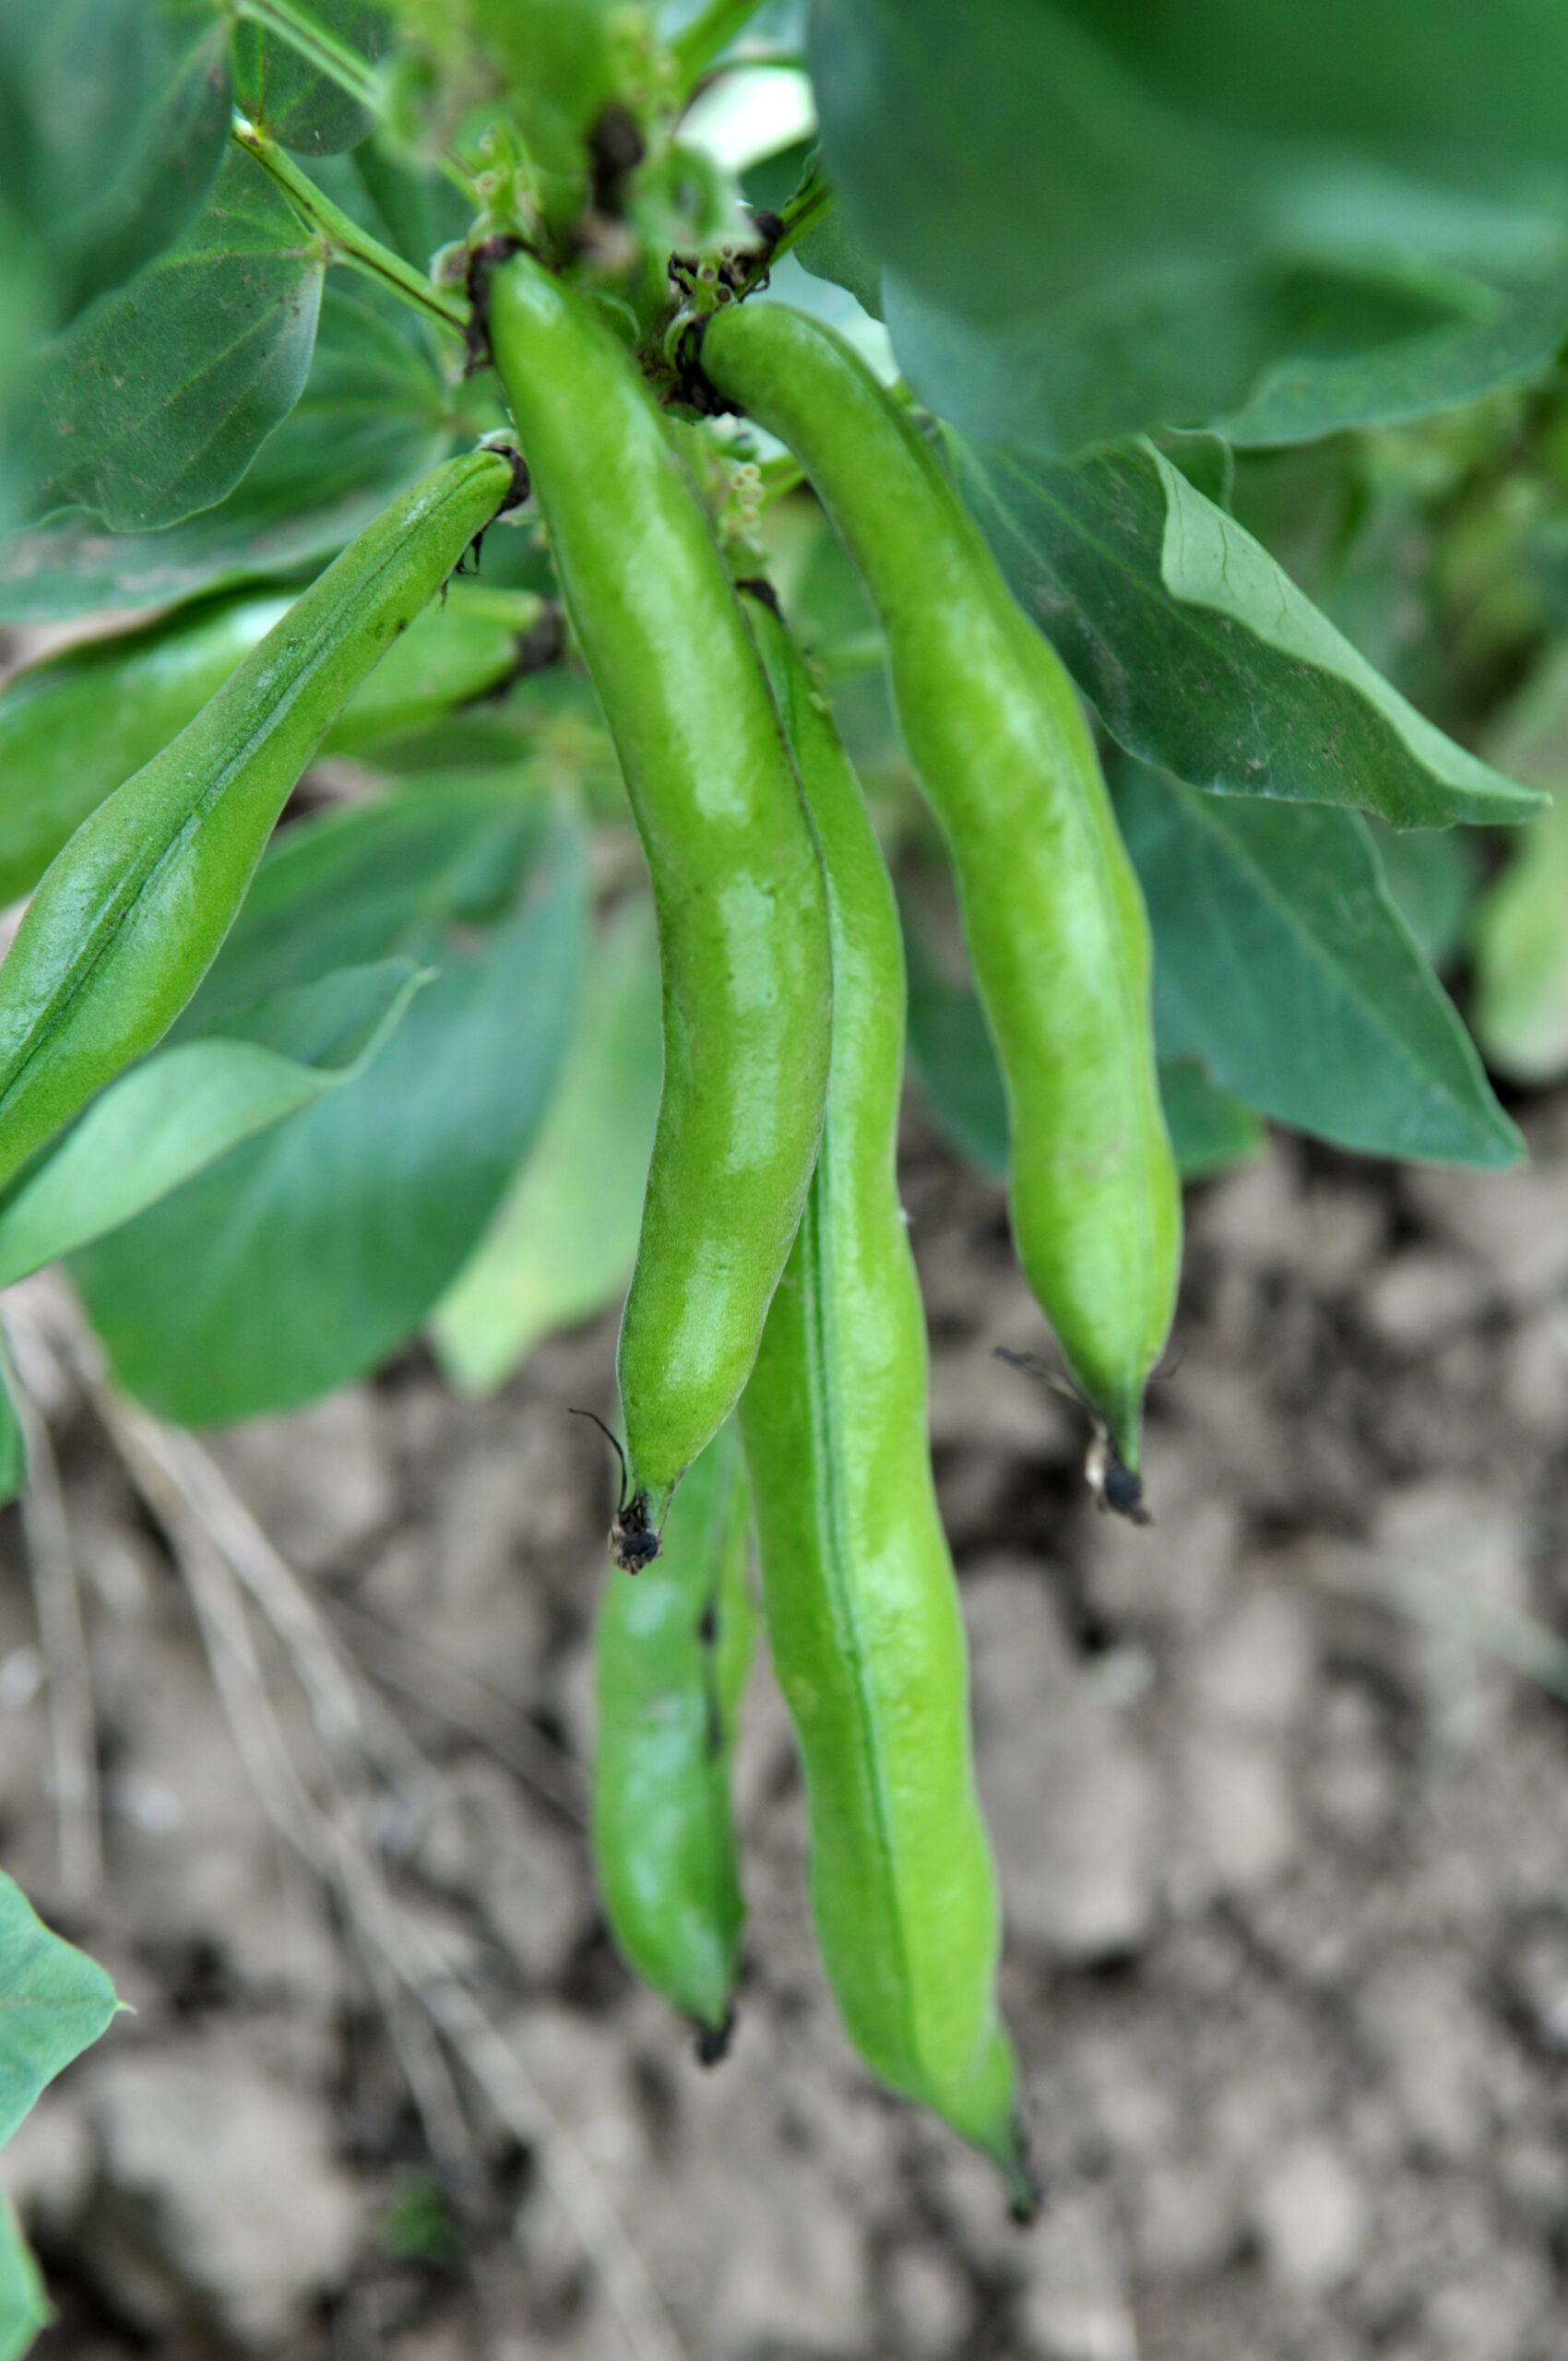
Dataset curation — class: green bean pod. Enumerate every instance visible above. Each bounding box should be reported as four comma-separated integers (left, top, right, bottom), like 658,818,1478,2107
0,581,547,909
487,251,831,1542
737,595,1031,2205
703,303,1181,1477
592,1418,756,2051
0,448,519,1192
0,591,292,909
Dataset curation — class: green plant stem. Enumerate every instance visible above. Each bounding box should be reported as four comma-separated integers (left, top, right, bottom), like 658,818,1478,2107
771,166,835,260
231,120,469,336
231,0,382,111
671,0,770,92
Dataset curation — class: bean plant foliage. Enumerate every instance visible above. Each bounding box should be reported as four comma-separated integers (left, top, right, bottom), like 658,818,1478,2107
5,0,1568,2300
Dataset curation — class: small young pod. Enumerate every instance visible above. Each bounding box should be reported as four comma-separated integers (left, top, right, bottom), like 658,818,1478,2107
737,595,1033,2207
486,250,831,1537
702,303,1180,1480
590,1415,755,2052
0,448,521,1192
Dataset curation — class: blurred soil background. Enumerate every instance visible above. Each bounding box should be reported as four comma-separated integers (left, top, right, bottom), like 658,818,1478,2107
8,1100,1568,2361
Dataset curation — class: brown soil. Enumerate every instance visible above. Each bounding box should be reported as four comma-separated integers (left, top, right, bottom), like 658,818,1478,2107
7,1104,1568,2361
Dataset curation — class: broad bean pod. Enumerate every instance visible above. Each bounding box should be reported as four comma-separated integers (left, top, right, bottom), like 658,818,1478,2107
737,595,1031,2204
592,1417,755,2051
703,303,1180,1482
0,448,520,1192
0,582,548,908
486,249,831,1546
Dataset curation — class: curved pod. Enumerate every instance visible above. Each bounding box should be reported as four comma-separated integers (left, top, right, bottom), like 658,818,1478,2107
738,599,1029,2201
0,450,519,1192
0,583,549,910
488,253,831,1532
704,303,1180,1473
592,1418,755,2047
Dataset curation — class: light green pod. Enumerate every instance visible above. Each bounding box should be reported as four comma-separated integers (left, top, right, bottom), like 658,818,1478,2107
321,583,549,753
0,581,546,908
0,591,292,908
703,303,1181,1479
737,596,1031,2205
592,1417,755,2049
487,251,831,1542
0,448,519,1192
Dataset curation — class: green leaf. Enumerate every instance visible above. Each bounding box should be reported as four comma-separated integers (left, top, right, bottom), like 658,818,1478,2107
232,1,389,157
432,894,662,1393
0,281,451,618
0,1870,119,2150
0,960,423,1288
0,0,231,326
72,784,587,1424
1366,816,1476,968
950,433,1541,829
0,2193,48,2361
900,890,1261,1182
1156,1055,1265,1181
1472,643,1568,1083
1474,794,1568,1084
1117,762,1521,1166
0,1351,27,1511
743,141,885,319
0,207,48,541
900,896,1008,1177
812,0,1568,446
25,144,326,532
883,263,1496,459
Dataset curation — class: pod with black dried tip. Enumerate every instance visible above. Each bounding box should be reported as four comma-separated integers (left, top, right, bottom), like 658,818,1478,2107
485,247,832,1547
590,1417,755,2051
701,301,1180,1499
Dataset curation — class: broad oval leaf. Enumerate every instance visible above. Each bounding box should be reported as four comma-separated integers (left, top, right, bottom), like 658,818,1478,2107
232,0,389,157
0,959,423,1287
0,1871,119,2151
1117,762,1521,1167
882,260,1568,459
72,783,588,1424
813,0,1568,448
950,433,1540,829
0,281,451,618
0,0,231,326
431,892,662,1394
25,144,326,532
